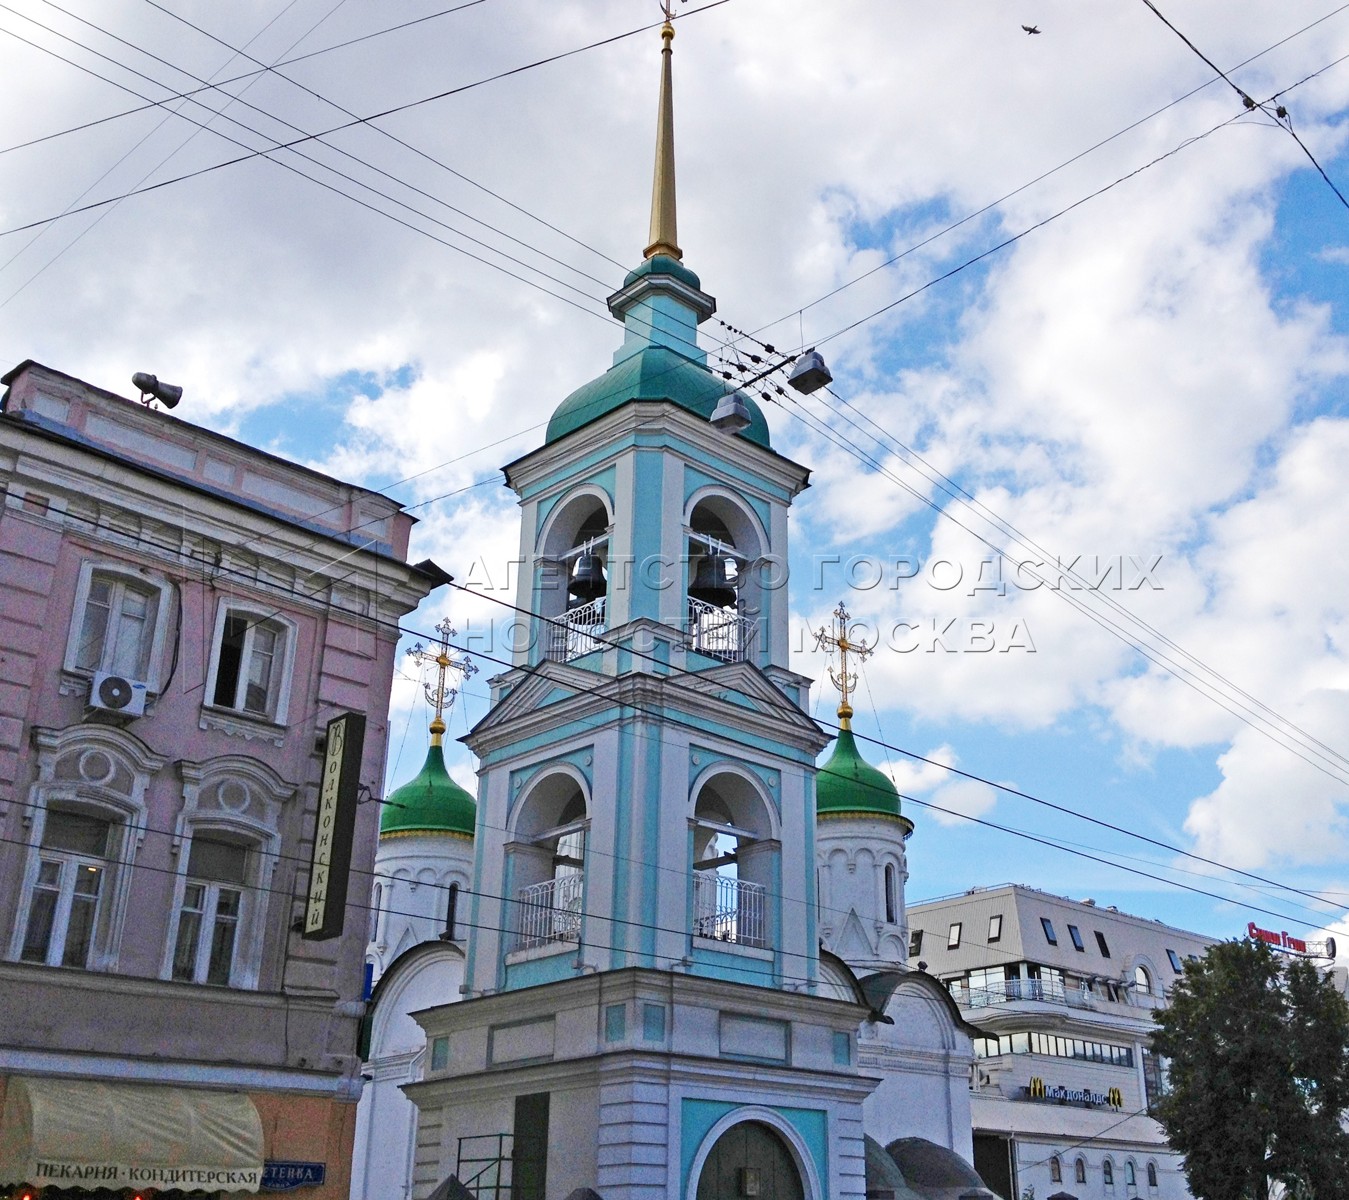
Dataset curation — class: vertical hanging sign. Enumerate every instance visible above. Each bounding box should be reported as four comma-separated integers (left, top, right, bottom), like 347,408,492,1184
303,711,365,940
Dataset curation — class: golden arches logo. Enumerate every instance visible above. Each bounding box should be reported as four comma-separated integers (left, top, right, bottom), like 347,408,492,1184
1028,1076,1046,1099
1107,1087,1124,1109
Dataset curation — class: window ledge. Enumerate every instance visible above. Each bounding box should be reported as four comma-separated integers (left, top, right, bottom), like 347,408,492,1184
692,936,774,961
505,938,578,966
200,706,285,747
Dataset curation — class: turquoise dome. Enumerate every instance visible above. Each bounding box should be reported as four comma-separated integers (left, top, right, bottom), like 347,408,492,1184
546,344,771,448
380,744,476,839
816,727,913,832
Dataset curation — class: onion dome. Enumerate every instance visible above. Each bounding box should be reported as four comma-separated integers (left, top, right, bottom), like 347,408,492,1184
380,742,475,840
816,725,911,832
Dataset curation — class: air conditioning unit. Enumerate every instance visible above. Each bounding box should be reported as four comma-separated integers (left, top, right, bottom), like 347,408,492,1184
90,671,149,717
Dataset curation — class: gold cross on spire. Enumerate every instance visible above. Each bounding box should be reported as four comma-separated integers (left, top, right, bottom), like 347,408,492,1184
406,618,477,747
814,602,873,729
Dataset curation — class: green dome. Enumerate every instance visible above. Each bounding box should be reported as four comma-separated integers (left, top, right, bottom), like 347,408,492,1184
816,727,913,831
380,744,476,839
546,344,770,448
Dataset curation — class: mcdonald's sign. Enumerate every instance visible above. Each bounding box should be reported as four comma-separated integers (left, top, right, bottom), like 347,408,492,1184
1023,1077,1114,1107
1028,1076,1046,1099
1107,1087,1124,1109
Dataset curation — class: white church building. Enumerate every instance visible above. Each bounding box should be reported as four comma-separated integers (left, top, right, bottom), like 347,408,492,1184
352,17,992,1200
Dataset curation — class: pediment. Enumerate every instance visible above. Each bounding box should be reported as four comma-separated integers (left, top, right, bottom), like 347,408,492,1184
667,659,825,740
464,661,603,741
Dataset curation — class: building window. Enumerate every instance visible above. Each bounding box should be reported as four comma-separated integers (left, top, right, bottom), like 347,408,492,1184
1075,1159,1087,1184
1068,923,1085,951
444,881,460,940
206,607,293,721
1104,1159,1115,1185
1040,917,1057,945
1134,964,1153,995
1146,1163,1158,1189
947,922,962,949
884,863,898,924
1095,930,1111,957
988,914,1002,942
1125,1161,1137,1189
1049,1156,1061,1182
909,929,923,957
65,565,171,687
1166,948,1183,972
19,810,111,968
170,837,248,986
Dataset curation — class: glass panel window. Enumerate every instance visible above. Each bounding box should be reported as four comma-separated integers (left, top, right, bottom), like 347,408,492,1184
1167,948,1183,972
1096,930,1111,956
1135,964,1152,995
1076,1160,1087,1184
1040,917,1057,945
1050,1158,1061,1183
211,611,288,719
947,922,962,949
20,811,112,968
1125,1161,1136,1187
908,929,923,957
1104,1160,1115,1185
1068,923,1085,951
988,914,1002,942
1147,1163,1158,1188
171,837,250,986
884,864,897,924
73,571,159,679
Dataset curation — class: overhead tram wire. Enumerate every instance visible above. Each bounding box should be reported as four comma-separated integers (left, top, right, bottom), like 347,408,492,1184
0,1,732,241
0,9,618,310
1137,0,1349,213
16,477,1339,928
440,577,1347,916
755,0,1349,335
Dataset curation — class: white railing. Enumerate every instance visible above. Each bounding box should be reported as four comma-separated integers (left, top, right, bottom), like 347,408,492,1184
956,979,1095,1010
548,598,606,662
685,596,756,663
515,873,584,950
692,870,766,947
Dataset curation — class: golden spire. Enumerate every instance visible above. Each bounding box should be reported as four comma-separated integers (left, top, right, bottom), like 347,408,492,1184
643,9,682,261
406,618,476,747
814,603,874,729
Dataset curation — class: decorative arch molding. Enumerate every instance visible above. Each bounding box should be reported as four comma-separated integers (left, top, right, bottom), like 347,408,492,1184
684,1106,823,1200
174,754,294,868
366,940,467,1059
688,761,781,840
535,483,615,558
10,725,168,969
683,486,770,559
509,761,592,835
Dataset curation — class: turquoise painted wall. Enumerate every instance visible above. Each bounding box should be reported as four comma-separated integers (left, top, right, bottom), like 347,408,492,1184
680,1099,829,1198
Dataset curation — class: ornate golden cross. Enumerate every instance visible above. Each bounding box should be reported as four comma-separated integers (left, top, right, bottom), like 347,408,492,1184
407,618,477,745
813,602,873,727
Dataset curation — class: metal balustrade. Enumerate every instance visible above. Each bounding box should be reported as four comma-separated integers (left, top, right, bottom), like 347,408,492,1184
685,596,756,663
548,598,606,662
954,979,1096,1010
515,873,584,950
692,870,766,947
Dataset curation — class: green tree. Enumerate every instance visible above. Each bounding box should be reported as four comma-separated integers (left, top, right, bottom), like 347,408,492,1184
1152,938,1349,1200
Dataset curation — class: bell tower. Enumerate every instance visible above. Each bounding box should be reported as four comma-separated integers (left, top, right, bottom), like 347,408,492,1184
463,16,823,1000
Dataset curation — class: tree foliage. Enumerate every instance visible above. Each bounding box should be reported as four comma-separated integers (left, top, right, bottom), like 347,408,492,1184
1152,939,1349,1200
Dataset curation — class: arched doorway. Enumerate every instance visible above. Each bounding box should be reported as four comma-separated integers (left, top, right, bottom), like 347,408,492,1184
695,1120,804,1200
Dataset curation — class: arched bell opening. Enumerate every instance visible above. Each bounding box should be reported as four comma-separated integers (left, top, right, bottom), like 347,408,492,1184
685,495,766,664
536,492,612,662
689,771,777,949
508,772,589,949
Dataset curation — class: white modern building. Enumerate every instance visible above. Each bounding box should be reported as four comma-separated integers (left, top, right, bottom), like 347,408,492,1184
907,884,1217,1200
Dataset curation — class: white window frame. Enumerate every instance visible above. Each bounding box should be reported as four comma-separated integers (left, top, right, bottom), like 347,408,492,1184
8,728,161,972
63,561,173,691
18,813,112,968
168,836,250,986
203,602,296,724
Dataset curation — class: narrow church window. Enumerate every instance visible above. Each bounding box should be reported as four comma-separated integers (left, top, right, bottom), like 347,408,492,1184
884,864,897,924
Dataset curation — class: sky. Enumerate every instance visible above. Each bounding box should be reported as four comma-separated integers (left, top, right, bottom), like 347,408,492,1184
3,0,1349,951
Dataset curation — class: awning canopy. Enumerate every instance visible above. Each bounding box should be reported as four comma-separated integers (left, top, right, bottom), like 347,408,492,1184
0,1077,264,1193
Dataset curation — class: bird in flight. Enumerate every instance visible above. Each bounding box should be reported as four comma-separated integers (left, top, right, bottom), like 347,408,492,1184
1022,24,1041,34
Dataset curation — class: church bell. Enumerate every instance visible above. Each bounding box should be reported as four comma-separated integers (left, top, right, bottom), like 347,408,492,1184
567,552,607,604
688,552,737,608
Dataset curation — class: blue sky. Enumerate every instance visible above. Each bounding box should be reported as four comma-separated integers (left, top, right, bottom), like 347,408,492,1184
3,0,1348,948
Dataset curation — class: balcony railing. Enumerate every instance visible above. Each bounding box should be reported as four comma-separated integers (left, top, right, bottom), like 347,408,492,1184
955,979,1096,1010
692,870,766,948
548,598,606,662
515,873,584,950
685,597,756,664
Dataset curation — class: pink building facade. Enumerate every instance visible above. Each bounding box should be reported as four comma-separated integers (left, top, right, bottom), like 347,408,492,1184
0,361,439,1199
